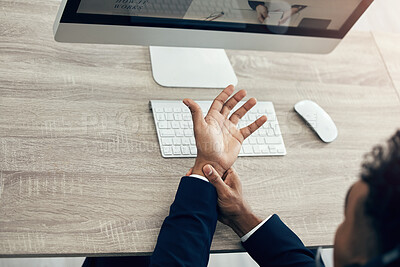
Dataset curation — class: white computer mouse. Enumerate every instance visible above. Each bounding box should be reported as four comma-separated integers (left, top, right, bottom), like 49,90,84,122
294,100,338,143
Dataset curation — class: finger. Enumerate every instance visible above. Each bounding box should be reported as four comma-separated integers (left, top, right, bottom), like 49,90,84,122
221,89,247,117
262,14,268,21
208,85,235,114
186,168,193,176
240,115,267,139
229,97,257,125
203,164,230,193
262,10,268,18
183,98,204,126
258,14,265,23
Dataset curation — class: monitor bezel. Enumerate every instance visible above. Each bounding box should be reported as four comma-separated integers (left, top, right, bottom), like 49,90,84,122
60,0,373,39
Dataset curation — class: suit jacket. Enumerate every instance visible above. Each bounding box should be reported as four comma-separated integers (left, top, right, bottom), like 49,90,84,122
150,177,319,267
242,214,318,267
150,176,218,267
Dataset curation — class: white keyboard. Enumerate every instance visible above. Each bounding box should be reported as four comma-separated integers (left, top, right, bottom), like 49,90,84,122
150,100,286,158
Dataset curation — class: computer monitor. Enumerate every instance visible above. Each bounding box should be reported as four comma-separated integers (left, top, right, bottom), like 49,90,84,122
54,0,373,88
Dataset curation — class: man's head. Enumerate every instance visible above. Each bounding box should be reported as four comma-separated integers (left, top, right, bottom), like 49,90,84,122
334,130,400,267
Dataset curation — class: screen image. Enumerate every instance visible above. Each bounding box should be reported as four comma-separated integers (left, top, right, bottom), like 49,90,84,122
76,0,363,31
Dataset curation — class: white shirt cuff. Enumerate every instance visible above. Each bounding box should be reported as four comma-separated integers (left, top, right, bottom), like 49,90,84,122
188,174,209,183
240,215,273,243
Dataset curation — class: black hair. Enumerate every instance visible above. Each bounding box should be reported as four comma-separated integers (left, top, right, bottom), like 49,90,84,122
360,130,400,265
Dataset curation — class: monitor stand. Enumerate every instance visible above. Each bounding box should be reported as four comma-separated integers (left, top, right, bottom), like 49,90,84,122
150,46,238,88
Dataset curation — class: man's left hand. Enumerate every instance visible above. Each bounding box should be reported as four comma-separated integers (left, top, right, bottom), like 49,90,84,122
183,85,267,176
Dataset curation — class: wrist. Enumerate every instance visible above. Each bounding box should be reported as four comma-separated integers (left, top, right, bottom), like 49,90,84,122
226,212,262,238
192,158,226,177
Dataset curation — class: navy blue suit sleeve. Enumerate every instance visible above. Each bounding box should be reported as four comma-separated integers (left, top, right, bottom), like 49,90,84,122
242,214,317,267
150,177,218,267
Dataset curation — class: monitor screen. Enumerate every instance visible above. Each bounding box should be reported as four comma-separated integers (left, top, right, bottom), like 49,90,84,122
60,0,373,39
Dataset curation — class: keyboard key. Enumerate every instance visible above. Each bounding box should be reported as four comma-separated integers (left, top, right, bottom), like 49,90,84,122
180,121,189,129
267,129,274,136
257,137,264,144
166,113,174,121
175,129,184,137
160,129,175,137
253,145,261,153
265,137,282,144
156,113,165,121
268,121,277,128
243,146,253,154
174,107,181,112
261,122,269,129
158,121,168,129
155,108,163,113
260,145,269,153
174,113,183,121
182,138,190,145
189,146,197,155
184,129,192,137
269,146,277,153
165,108,173,113
171,121,180,129
249,138,257,145
183,114,192,121
173,137,181,145
163,146,172,155
162,138,173,145
181,146,190,155
173,146,181,155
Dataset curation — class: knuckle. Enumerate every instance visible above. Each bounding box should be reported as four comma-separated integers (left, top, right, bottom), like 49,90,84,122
209,175,219,184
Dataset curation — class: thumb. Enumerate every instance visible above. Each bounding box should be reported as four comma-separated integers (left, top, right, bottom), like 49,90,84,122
203,165,229,193
183,98,204,126
263,10,268,18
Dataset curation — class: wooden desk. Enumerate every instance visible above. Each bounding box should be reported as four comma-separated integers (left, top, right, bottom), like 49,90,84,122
1,0,400,257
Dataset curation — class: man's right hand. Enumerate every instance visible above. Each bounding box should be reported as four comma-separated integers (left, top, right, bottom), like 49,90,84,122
202,164,262,238
256,5,269,23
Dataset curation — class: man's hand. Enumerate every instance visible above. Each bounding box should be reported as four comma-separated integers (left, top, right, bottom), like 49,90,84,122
256,4,269,23
183,85,267,176
202,165,262,238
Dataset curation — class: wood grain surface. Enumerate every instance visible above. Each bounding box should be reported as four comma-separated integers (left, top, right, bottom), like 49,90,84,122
373,32,400,95
1,0,400,257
